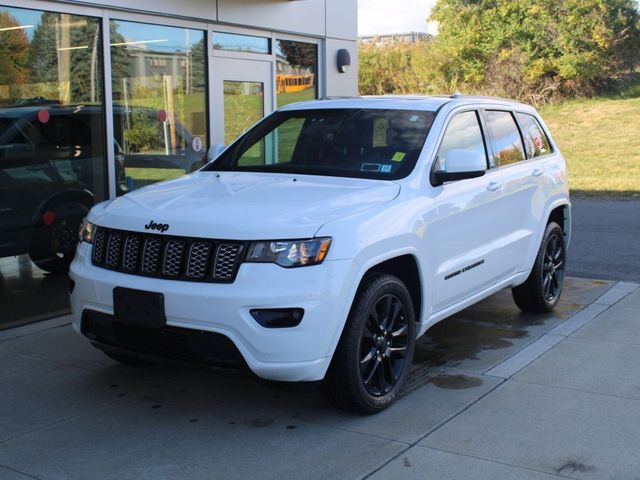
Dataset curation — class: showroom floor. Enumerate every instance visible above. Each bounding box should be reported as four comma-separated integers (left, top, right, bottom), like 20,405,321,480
0,256,69,330
1,277,638,479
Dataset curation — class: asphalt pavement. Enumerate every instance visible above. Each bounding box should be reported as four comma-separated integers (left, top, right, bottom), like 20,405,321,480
566,197,640,283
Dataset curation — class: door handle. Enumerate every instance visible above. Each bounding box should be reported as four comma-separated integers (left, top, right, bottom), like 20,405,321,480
531,168,544,177
487,181,502,192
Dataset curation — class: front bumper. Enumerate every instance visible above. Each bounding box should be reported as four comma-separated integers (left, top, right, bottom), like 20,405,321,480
69,242,359,381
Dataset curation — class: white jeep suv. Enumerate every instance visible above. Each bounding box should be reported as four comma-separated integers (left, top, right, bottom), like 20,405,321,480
70,95,570,413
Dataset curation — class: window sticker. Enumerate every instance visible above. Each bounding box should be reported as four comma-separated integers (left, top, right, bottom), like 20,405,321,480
391,152,405,162
380,164,392,173
361,163,381,172
410,115,419,122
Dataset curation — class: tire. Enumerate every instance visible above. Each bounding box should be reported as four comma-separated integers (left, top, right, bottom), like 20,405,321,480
102,350,154,367
322,274,415,414
29,200,91,274
512,221,566,313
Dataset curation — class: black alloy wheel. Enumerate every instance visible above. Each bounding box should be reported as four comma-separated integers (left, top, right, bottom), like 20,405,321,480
359,294,410,396
29,201,90,274
541,230,565,303
512,221,566,313
323,274,415,413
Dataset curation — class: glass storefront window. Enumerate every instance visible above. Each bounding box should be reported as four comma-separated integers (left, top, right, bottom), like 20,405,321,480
110,20,207,194
0,5,106,328
223,80,264,146
213,32,270,54
275,40,317,107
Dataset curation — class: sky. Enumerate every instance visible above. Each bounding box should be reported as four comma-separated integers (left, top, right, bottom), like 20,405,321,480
358,0,438,36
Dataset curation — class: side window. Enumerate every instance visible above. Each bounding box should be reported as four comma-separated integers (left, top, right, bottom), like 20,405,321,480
484,110,526,166
516,113,552,158
435,111,487,171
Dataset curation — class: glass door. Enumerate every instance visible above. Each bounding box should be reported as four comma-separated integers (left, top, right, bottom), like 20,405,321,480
211,57,273,146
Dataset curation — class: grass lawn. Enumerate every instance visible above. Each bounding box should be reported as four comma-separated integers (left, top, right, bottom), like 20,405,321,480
540,94,640,198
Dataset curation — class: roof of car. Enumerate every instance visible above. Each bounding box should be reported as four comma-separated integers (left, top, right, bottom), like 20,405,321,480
278,94,531,112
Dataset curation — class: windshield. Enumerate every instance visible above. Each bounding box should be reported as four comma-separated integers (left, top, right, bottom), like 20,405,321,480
206,108,436,180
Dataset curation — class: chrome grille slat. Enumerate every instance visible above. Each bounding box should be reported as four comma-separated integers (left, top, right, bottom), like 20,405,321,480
186,242,211,278
105,232,122,268
141,237,161,274
122,235,140,271
214,243,242,280
91,227,243,283
162,240,185,277
92,227,106,263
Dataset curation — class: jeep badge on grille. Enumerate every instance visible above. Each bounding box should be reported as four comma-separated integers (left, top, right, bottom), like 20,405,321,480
145,220,170,233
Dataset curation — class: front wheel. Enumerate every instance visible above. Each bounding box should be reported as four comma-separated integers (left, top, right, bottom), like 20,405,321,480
322,274,415,414
512,221,566,313
29,200,91,274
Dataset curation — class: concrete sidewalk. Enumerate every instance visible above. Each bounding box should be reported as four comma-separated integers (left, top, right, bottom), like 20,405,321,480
0,277,638,480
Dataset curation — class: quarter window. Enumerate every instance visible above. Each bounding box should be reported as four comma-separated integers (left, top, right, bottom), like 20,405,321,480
516,113,552,158
484,110,526,166
435,111,487,171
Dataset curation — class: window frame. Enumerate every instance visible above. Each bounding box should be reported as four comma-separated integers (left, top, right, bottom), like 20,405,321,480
479,109,531,169
429,108,491,187
513,111,555,160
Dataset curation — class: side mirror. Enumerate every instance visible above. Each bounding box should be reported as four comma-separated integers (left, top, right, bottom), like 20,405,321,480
207,143,226,162
432,148,486,185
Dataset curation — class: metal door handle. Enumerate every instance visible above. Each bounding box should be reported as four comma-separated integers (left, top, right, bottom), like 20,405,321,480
532,168,544,177
487,181,502,192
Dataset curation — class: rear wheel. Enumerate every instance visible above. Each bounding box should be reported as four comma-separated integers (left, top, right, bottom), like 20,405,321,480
322,274,415,414
512,221,566,313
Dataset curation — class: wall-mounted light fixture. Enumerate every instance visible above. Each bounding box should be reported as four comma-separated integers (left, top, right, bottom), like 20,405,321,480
337,49,351,74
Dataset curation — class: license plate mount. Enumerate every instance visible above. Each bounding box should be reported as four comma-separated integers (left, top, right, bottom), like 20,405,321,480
113,287,166,329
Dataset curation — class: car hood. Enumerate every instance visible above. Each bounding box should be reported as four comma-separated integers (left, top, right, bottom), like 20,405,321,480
89,172,400,239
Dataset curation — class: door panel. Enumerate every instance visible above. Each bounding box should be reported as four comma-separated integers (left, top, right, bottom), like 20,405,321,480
211,57,273,146
432,170,513,311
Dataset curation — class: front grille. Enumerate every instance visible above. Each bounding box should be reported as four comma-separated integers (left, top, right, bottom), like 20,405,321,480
91,226,245,283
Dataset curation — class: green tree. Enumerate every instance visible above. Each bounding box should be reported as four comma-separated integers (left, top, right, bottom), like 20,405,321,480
0,11,30,102
427,0,640,102
29,12,105,104
190,37,206,91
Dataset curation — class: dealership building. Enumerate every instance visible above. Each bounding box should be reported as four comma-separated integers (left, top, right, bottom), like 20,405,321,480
0,0,358,329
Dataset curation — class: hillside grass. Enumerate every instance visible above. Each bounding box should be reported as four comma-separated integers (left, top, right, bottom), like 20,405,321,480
539,89,640,198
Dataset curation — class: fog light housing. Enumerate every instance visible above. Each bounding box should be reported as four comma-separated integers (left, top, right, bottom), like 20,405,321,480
250,308,304,328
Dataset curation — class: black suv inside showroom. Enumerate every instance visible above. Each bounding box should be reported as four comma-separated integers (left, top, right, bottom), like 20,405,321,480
0,5,210,328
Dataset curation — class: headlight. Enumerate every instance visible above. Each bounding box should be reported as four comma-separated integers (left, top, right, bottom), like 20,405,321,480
246,237,331,268
78,218,95,244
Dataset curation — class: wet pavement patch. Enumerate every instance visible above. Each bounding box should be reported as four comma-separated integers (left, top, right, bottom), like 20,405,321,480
556,460,596,475
428,375,484,390
245,418,274,428
402,278,611,395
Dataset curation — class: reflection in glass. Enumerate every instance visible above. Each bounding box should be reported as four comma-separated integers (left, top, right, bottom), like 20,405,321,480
213,32,270,54
275,40,317,107
110,20,207,194
223,80,264,146
435,111,487,171
485,110,526,166
516,113,551,158
0,5,106,326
